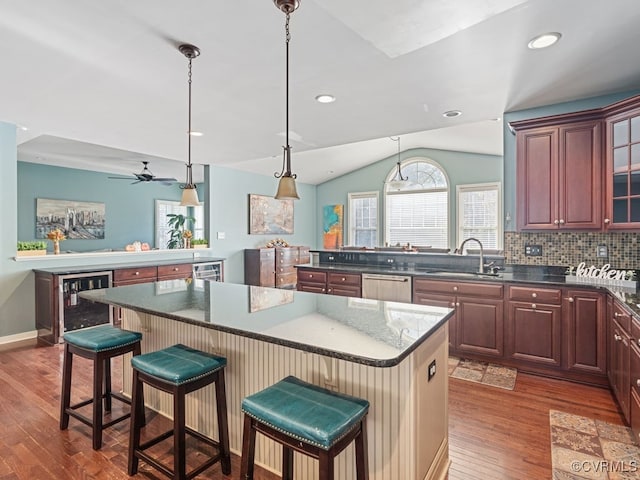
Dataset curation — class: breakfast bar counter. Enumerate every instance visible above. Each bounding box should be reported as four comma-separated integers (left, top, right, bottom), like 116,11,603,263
82,280,453,480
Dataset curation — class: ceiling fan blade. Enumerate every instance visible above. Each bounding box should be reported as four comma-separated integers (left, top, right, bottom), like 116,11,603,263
151,177,177,182
108,176,136,179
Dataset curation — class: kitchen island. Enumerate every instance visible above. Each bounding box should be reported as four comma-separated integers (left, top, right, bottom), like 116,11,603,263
81,280,453,480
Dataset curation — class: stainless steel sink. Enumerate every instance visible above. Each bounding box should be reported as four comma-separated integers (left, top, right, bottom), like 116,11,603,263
425,271,502,279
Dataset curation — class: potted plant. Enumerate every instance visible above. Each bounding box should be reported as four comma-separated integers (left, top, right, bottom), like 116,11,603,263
166,213,195,249
16,241,48,257
192,238,208,249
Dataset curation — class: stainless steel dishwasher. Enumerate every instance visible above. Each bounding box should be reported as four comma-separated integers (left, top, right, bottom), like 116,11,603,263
361,273,412,302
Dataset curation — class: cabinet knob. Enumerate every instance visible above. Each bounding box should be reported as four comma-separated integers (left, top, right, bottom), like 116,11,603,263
322,288,325,293
554,219,559,225
174,267,179,271
604,218,611,224
309,274,313,278
614,312,621,318
450,302,456,308
559,219,565,225
453,286,458,292
531,303,537,309
280,268,284,272
615,334,622,341
637,379,640,388
455,302,460,307
327,288,332,293
531,292,537,298
567,297,574,303
135,271,140,276
341,277,346,281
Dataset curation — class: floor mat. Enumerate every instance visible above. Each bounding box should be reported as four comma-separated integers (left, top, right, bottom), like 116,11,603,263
550,410,640,479
448,356,517,390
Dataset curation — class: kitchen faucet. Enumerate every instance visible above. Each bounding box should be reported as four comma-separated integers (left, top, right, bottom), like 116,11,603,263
456,237,486,274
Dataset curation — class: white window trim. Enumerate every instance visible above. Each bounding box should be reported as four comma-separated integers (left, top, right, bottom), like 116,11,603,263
456,181,503,248
383,157,450,247
347,191,379,247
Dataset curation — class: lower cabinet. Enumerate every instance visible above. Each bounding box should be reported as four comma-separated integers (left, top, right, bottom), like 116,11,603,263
506,301,562,367
296,268,362,297
631,341,640,443
563,290,606,375
610,317,631,421
414,292,457,352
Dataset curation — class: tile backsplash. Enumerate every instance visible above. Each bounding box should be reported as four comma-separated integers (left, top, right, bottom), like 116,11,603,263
504,231,640,270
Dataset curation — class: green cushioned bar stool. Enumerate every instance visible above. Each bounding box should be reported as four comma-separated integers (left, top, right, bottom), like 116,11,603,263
60,324,143,450
128,343,231,480
240,376,370,480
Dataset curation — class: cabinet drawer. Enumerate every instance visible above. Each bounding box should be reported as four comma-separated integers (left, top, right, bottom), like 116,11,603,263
276,272,297,287
158,263,192,278
114,266,157,282
277,256,299,267
613,302,632,332
328,272,361,287
259,249,276,259
276,265,296,275
328,285,361,297
508,285,562,304
297,270,327,284
298,247,311,263
298,284,326,294
414,278,503,298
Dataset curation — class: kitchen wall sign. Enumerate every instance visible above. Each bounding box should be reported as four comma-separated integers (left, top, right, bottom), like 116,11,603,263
566,262,637,288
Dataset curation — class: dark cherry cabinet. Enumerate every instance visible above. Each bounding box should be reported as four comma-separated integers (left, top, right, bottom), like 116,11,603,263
296,268,361,297
505,285,562,367
413,278,504,358
514,118,602,230
563,290,606,375
631,341,640,444
611,317,631,421
245,246,310,289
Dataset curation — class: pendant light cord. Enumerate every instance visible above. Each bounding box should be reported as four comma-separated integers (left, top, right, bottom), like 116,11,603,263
275,12,296,180
186,55,194,187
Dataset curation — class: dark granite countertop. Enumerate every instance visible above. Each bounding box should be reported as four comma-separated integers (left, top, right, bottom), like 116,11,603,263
33,257,225,275
80,280,453,367
297,263,640,318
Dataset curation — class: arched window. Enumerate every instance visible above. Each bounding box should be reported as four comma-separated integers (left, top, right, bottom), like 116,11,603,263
384,159,449,248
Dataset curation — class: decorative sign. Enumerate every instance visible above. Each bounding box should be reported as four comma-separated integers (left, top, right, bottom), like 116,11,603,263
566,262,636,288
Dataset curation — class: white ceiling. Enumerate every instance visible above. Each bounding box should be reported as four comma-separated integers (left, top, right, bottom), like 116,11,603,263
4,0,640,185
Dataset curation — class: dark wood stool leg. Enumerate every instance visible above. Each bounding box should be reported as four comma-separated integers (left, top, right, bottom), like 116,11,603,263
132,343,146,427
215,370,232,475
240,414,257,480
92,351,104,450
282,446,294,480
128,369,143,475
318,449,335,480
59,343,73,430
103,357,112,412
174,384,187,480
355,420,369,480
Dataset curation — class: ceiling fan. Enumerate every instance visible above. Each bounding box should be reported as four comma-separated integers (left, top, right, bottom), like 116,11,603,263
108,161,177,185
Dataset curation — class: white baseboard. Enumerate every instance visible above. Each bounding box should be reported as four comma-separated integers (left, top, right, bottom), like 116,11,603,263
0,330,37,345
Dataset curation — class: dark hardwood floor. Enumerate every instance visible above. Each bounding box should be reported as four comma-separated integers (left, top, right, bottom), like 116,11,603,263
0,340,624,479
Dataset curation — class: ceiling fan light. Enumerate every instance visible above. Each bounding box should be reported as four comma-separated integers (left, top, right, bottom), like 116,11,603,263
180,186,200,206
274,175,300,200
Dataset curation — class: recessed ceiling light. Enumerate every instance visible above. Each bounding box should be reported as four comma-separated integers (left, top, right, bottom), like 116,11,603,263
17,124,28,131
490,117,501,122
315,94,336,104
527,32,561,49
189,131,203,137
327,170,334,174
442,110,462,118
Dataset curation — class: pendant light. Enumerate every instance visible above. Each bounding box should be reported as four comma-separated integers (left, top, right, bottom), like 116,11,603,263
179,43,200,206
273,0,301,200
387,136,408,190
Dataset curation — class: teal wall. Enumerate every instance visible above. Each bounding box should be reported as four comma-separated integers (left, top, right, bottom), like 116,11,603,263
17,162,184,252
316,147,503,249
209,165,317,284
503,89,640,231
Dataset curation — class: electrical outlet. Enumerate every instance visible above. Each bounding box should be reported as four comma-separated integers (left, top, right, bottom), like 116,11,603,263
428,360,436,381
525,244,543,256
597,244,608,257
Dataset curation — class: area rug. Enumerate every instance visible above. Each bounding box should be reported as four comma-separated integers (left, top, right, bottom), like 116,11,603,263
448,356,517,390
550,410,640,480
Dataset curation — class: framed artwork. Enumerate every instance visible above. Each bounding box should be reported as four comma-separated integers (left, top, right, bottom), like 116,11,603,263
36,198,106,239
249,286,294,313
323,204,344,249
248,194,294,234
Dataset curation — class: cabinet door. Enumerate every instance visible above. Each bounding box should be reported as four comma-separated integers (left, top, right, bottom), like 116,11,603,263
414,293,456,353
456,296,504,357
516,127,559,230
563,290,606,375
558,121,602,229
506,301,561,367
604,108,640,229
611,319,631,422
631,343,640,444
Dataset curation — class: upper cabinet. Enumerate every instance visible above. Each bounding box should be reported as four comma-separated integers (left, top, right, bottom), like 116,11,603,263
604,100,640,228
513,115,602,230
513,94,640,231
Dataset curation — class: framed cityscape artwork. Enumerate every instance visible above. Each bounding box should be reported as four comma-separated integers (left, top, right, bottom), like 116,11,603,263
36,198,106,239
